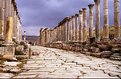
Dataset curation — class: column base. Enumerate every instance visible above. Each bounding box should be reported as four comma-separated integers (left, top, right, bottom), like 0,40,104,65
2,40,15,59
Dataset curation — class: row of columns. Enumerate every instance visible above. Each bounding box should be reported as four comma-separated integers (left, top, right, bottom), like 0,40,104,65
40,0,120,45
0,0,22,43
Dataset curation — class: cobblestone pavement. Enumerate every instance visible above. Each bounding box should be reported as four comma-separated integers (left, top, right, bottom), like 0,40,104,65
14,46,121,78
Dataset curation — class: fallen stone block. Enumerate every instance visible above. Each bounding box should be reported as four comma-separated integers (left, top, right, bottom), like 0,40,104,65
0,73,13,78
10,68,21,73
111,48,121,53
110,53,121,61
2,55,17,61
91,53,101,58
85,52,91,56
98,44,112,51
101,51,113,58
4,61,22,67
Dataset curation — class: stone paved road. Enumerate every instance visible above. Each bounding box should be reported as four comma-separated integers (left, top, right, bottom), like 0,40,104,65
14,46,121,78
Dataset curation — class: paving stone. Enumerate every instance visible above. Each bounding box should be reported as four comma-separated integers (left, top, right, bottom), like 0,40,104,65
27,61,35,64
3,61,22,67
13,74,37,78
83,70,110,78
14,46,121,78
10,68,21,73
0,73,13,78
104,70,121,78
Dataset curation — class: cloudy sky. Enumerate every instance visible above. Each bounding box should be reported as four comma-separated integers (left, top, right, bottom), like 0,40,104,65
16,0,121,36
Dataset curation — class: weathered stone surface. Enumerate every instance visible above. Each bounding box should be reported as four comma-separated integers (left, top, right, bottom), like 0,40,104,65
111,48,121,53
0,73,13,78
13,46,121,78
13,74,37,78
110,53,121,61
10,68,21,73
98,44,112,51
101,51,113,58
91,53,101,58
2,55,17,61
4,61,22,67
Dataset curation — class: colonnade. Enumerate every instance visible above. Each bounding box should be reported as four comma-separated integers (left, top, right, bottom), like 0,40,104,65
40,0,120,45
0,0,22,44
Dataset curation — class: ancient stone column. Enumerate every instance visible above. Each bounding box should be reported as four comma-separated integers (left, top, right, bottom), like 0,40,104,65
114,0,120,38
65,17,68,42
71,16,75,41
58,25,61,41
79,10,83,42
88,4,94,38
57,26,59,41
5,0,14,44
82,8,87,42
66,17,70,42
23,31,26,42
75,14,79,42
103,0,109,39
69,17,72,41
68,17,71,41
94,0,100,42
0,0,4,40
40,28,43,45
45,28,48,44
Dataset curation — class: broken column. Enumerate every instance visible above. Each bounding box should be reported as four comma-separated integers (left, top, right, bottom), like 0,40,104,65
94,0,100,42
114,0,120,38
88,4,94,38
75,14,79,42
82,8,87,42
79,10,83,43
103,0,109,39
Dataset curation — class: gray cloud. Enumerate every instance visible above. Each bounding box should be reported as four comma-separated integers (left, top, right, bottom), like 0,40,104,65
16,0,121,36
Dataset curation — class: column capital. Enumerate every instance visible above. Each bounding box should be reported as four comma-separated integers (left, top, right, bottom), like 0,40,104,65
88,4,94,8
79,10,83,14
82,8,87,11
71,15,75,18
44,28,48,31
75,14,79,17
94,0,100,4
40,28,43,32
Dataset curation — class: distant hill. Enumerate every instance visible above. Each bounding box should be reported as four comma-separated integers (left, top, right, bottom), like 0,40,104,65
22,35,39,45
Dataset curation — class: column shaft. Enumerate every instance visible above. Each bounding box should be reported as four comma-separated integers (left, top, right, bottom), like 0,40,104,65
71,16,75,41
79,10,83,42
114,0,120,38
94,0,100,42
103,0,109,39
0,0,4,38
75,14,79,42
82,8,87,42
88,4,94,38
